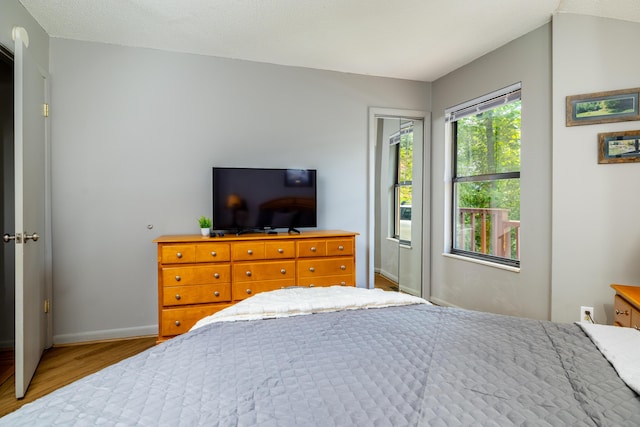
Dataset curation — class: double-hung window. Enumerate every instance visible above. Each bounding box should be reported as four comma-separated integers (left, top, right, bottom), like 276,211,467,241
446,84,521,267
390,121,413,243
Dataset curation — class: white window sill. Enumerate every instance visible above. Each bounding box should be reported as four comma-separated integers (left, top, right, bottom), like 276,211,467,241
442,252,520,273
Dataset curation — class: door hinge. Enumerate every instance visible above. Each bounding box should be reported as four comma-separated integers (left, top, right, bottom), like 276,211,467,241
44,299,50,313
43,103,49,117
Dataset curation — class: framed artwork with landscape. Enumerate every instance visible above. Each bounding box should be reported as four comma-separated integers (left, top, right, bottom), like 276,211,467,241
598,130,640,164
566,88,640,126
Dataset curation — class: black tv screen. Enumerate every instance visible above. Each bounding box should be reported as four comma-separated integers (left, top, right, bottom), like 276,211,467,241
212,167,317,233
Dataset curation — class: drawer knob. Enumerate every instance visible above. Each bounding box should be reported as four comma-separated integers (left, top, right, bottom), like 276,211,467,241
616,309,630,316
175,320,181,326
246,289,252,295
340,265,346,270
211,251,217,257
309,267,315,272
280,269,286,274
214,291,220,297
278,248,284,253
247,249,253,255
310,246,316,252
175,275,181,282
175,294,181,300
338,245,344,251
246,271,252,277
214,273,220,279
176,252,182,259
309,284,315,287
340,281,346,285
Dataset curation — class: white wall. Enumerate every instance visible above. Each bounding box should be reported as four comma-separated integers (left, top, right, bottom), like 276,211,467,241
430,24,552,320
49,38,428,343
551,14,640,324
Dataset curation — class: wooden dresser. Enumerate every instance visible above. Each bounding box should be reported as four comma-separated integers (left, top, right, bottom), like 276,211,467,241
154,230,358,341
611,284,640,329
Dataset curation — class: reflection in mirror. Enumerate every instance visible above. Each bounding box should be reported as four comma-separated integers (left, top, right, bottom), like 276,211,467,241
373,116,423,296
397,119,423,297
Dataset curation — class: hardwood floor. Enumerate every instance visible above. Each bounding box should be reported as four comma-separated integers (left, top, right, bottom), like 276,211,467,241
0,350,12,391
0,336,156,418
375,273,399,292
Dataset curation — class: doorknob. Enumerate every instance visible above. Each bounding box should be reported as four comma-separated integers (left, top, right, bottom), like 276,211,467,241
25,232,39,242
2,232,38,243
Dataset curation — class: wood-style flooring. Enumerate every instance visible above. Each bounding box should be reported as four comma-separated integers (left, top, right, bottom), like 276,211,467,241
0,336,156,418
0,350,12,392
374,273,399,292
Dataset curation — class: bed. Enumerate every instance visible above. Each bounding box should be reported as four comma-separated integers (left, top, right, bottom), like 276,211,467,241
1,286,639,426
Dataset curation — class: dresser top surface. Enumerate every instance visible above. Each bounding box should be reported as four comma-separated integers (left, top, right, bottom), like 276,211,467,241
153,230,358,243
611,284,640,308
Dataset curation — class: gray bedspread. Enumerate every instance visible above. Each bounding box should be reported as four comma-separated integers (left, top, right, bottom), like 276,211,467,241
2,304,639,426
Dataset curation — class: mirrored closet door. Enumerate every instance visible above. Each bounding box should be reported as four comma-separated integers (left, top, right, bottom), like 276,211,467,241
373,115,423,296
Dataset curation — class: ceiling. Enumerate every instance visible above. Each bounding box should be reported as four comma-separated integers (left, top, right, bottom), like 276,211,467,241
18,0,640,82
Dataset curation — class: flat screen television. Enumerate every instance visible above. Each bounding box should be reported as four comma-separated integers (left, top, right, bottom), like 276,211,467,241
212,167,317,234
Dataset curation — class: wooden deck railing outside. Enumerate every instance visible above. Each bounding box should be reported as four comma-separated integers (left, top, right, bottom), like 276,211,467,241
457,207,520,259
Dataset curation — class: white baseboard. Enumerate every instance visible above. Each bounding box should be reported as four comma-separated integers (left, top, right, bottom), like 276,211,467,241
53,325,157,345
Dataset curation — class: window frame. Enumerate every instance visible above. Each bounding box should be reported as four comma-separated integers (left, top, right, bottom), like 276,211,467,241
446,83,522,268
390,123,413,243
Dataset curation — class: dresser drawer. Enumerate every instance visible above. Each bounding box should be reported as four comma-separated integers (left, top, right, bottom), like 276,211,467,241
297,275,354,288
162,265,231,286
163,283,231,306
326,238,353,256
233,242,266,261
297,258,353,278
265,241,295,259
233,280,296,301
233,260,295,282
161,244,196,264
614,295,632,327
195,243,231,262
297,240,327,257
161,305,230,336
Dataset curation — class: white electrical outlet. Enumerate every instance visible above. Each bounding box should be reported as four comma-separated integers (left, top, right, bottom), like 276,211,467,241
580,306,594,323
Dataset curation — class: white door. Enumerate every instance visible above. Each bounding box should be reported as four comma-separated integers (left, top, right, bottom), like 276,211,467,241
12,27,50,399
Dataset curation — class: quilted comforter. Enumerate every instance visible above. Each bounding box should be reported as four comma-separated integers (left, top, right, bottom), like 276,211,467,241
2,291,639,426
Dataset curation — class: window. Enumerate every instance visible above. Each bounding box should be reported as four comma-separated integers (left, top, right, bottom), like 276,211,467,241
446,84,521,267
390,121,413,243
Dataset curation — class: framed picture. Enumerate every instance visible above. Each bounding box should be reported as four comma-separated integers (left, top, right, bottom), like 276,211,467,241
598,130,640,164
566,88,640,126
